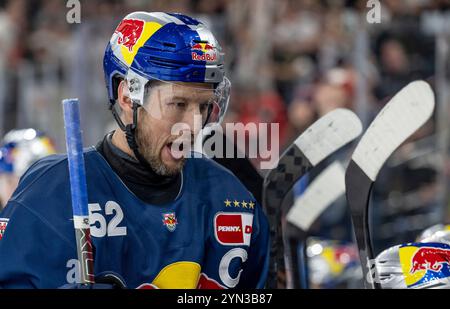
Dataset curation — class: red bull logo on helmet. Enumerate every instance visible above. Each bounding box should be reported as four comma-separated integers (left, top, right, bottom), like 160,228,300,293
191,42,217,62
114,18,145,52
410,247,450,274
399,242,450,288
192,43,214,51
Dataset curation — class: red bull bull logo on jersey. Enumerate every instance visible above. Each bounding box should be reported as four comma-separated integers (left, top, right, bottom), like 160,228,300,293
136,267,225,289
399,242,450,288
197,273,225,289
114,18,145,52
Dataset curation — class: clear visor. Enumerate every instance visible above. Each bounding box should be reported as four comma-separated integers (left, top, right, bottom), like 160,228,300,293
126,70,231,127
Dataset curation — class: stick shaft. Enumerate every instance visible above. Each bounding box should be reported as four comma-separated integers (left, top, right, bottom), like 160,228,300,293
63,98,94,284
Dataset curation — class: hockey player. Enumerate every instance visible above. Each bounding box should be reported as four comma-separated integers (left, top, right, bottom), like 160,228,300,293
0,129,55,209
0,12,269,289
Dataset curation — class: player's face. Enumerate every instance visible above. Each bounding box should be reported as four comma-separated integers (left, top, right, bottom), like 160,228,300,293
136,82,214,176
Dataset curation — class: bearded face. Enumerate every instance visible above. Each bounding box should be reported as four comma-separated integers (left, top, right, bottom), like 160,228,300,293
134,81,214,176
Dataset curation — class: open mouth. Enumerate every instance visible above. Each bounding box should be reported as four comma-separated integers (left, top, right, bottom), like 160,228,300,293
165,140,189,160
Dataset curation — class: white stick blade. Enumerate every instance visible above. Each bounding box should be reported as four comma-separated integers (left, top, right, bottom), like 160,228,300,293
294,108,363,166
352,80,435,181
287,161,346,231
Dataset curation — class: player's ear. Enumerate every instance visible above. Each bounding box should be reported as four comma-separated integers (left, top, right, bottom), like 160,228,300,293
117,80,133,123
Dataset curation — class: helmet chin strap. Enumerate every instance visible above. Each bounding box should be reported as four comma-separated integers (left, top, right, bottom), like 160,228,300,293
109,99,155,171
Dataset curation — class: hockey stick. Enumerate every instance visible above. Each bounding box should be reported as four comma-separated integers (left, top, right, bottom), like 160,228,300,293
287,161,346,232
263,108,362,288
63,99,95,285
345,81,435,289
285,161,346,288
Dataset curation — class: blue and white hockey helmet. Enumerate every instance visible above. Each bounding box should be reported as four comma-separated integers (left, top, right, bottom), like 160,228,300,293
0,129,56,177
103,12,230,125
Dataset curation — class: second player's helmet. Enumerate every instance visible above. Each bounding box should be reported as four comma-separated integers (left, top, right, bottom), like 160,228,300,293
375,240,450,289
0,129,56,177
103,11,230,125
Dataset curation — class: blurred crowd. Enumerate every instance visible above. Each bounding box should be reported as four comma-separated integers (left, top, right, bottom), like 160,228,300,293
0,0,449,263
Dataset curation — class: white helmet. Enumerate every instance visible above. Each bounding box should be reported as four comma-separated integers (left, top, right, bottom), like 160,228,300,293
375,240,450,289
417,224,450,244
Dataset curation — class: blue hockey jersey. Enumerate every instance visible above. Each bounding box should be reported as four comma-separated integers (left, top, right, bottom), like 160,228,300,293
0,147,269,288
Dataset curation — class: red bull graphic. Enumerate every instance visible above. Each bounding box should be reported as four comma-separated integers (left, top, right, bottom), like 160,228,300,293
137,272,225,289
410,247,450,273
114,19,145,52
400,242,450,288
162,212,178,232
191,42,217,62
135,261,225,289
197,273,226,289
192,43,214,51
